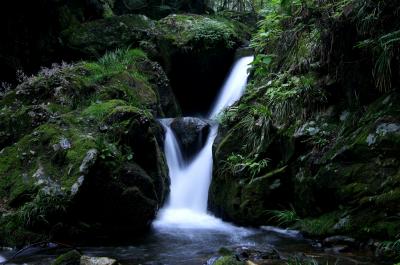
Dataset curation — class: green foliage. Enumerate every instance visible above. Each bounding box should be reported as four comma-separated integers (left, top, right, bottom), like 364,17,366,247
377,238,400,261
191,18,237,48
222,153,270,180
357,30,400,92
251,54,276,77
250,2,284,54
96,137,119,160
82,99,127,120
158,15,240,49
265,73,324,123
267,206,299,226
18,191,69,228
296,212,340,237
98,48,146,71
235,103,273,154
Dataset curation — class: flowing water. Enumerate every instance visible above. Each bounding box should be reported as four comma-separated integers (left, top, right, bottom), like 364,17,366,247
0,56,382,265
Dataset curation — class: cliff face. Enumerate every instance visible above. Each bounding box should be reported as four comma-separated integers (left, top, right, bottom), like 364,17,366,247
209,0,400,246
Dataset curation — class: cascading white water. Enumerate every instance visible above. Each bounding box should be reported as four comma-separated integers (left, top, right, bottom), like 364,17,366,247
209,56,255,118
154,56,253,230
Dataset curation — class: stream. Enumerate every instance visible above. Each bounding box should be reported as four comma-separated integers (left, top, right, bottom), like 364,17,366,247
0,56,383,265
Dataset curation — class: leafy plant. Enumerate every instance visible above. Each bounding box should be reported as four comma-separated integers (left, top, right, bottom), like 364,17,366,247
19,190,68,228
267,206,299,226
265,73,325,123
222,153,270,181
377,237,400,261
234,103,273,154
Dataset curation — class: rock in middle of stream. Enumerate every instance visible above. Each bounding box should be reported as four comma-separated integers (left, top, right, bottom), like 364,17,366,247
170,117,211,161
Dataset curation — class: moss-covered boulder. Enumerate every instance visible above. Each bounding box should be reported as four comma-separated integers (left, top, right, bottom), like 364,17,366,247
0,48,176,247
52,250,81,265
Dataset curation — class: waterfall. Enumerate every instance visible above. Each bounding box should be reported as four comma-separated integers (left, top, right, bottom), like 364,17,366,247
154,56,253,230
209,56,255,118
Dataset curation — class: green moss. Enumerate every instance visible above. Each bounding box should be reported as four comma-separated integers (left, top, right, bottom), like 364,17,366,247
296,212,341,237
52,250,81,265
82,99,127,120
214,256,244,265
157,14,242,48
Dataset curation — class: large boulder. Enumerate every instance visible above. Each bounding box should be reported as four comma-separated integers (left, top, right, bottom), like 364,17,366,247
170,117,211,160
0,49,174,246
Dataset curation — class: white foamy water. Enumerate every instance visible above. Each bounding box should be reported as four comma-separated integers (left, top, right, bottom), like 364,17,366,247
209,56,254,118
154,56,253,231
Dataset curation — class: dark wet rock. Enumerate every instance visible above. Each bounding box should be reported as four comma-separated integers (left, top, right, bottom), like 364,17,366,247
136,59,181,117
210,246,281,265
170,117,211,160
233,246,281,261
61,15,156,59
323,236,357,247
324,245,352,254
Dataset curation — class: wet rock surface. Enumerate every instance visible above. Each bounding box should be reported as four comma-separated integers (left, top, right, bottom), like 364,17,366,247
170,117,211,161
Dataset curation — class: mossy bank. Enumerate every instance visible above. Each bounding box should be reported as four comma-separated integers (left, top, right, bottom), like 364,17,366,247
209,0,400,260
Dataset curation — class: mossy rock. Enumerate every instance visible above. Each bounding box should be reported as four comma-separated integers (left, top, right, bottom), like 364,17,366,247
214,256,245,265
156,14,244,49
0,49,172,246
52,250,81,265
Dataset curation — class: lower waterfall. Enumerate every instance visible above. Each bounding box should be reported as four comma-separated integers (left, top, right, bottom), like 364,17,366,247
154,56,254,230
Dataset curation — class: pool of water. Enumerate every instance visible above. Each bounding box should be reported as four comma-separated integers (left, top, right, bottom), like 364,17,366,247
0,223,382,265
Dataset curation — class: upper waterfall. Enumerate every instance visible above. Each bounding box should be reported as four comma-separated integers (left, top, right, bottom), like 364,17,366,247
208,56,254,119
154,56,253,229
